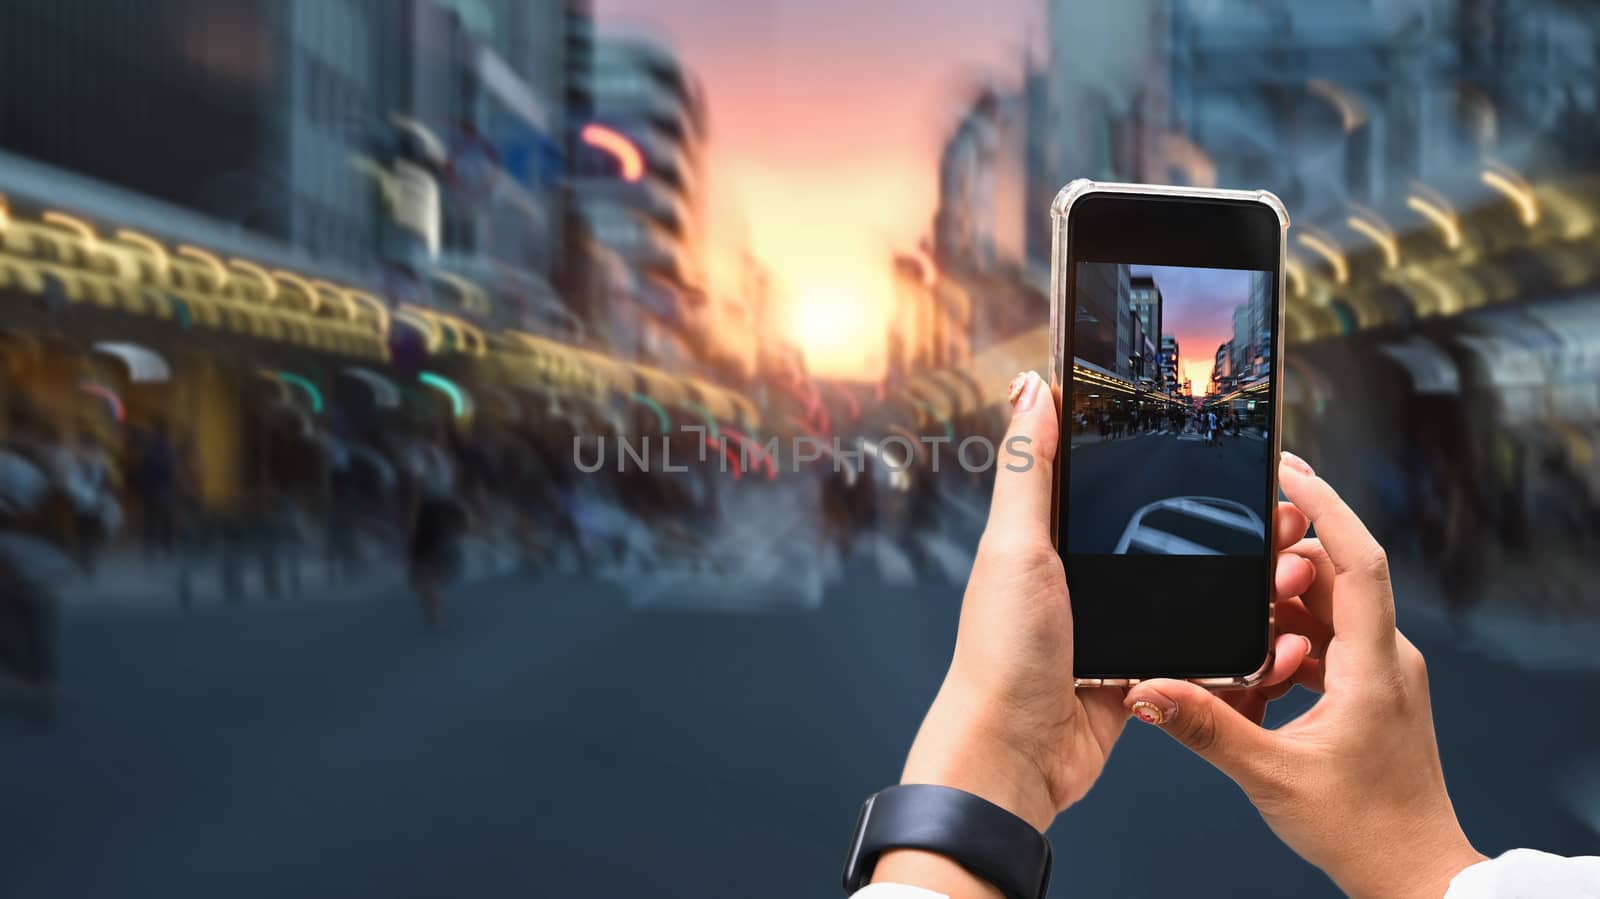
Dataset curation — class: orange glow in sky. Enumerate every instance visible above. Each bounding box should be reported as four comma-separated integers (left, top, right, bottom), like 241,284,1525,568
1132,264,1252,398
600,0,1038,379
1182,358,1215,396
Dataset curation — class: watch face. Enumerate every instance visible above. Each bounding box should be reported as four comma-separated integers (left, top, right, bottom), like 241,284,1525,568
840,795,876,892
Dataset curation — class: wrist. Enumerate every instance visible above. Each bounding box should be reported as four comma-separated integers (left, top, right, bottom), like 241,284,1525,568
900,685,1060,832
1338,826,1484,899
872,850,1005,899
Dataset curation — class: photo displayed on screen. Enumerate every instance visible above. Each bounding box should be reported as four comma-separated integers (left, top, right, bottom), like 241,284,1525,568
1065,263,1274,556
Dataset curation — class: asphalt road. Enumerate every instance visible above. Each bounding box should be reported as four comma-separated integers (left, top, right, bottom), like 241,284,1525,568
1,562,1596,899
1066,430,1271,554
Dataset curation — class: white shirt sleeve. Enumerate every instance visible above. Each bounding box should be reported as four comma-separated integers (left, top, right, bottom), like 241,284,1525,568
848,884,949,899
1445,849,1600,898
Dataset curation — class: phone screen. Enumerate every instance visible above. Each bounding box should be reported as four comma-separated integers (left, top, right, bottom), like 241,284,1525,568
1056,193,1282,681
1065,263,1272,555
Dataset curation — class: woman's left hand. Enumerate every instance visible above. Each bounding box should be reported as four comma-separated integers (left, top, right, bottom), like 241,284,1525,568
890,370,1122,833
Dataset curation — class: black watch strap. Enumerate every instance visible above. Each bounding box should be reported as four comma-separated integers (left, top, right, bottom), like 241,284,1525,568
841,784,1052,899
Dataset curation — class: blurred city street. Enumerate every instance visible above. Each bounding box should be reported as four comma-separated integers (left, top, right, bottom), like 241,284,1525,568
3,0,1600,895
2,550,1597,899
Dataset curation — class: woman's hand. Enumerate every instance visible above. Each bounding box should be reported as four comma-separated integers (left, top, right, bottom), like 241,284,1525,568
891,371,1124,834
1125,453,1485,899
875,372,1313,898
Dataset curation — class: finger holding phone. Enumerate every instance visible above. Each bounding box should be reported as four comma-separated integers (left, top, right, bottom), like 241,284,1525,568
861,370,1314,899
1125,454,1487,899
843,181,1596,899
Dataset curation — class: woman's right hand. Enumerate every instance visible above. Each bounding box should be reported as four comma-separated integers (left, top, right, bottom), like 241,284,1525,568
1124,453,1486,899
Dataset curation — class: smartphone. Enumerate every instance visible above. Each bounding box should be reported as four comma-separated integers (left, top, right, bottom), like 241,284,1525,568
1048,180,1288,686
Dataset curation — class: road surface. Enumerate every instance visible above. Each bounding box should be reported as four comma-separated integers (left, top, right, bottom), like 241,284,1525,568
1067,430,1271,554
1,558,1595,898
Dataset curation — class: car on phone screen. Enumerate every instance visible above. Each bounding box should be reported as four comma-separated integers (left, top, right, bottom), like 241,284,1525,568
1113,496,1265,555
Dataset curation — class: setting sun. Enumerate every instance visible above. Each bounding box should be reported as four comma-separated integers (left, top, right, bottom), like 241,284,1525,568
1181,357,1214,396
787,284,887,379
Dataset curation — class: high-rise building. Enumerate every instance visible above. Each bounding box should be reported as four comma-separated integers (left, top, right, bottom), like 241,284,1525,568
369,0,584,331
1022,66,1055,270
1160,334,1180,394
1043,1,1169,185
929,86,1044,355
1213,341,1233,394
1,0,386,273
1231,303,1252,377
1129,274,1162,364
0,0,587,330
1072,262,1125,375
933,89,1030,271
1247,269,1273,378
1162,0,1595,220
574,36,708,366
1140,330,1159,384
1113,264,1136,378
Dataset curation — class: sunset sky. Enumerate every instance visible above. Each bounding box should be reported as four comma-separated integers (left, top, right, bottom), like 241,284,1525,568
1130,264,1252,396
599,0,1038,379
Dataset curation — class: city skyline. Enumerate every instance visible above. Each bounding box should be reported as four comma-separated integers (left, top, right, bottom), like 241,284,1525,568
599,0,1038,378
1129,264,1254,396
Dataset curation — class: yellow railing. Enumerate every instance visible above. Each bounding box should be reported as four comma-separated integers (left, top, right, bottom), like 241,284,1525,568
0,203,760,428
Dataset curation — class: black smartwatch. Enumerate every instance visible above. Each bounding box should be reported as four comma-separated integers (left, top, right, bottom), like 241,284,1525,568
841,784,1052,899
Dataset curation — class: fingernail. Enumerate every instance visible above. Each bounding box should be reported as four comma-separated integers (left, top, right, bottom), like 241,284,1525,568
1297,634,1313,656
1007,371,1028,405
1009,371,1040,413
1130,696,1175,726
1281,451,1314,476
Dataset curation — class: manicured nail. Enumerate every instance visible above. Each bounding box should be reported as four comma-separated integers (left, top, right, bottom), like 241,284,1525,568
1281,451,1315,477
1009,371,1040,413
1130,698,1172,726
1007,371,1028,405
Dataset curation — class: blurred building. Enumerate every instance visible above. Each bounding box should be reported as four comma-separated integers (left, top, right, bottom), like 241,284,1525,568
1159,0,1599,236
1036,0,1598,265
1021,67,1057,270
0,0,590,311
573,36,709,368
928,87,1047,356
700,250,772,384
1230,304,1252,379
0,0,398,505
0,0,600,507
1212,341,1234,395
1,0,384,271
1247,269,1272,379
935,91,1011,270
1042,1,1170,185
887,252,971,382
365,0,591,337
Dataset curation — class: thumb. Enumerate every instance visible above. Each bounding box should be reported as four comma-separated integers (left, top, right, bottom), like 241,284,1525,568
1126,679,1275,789
984,371,1057,541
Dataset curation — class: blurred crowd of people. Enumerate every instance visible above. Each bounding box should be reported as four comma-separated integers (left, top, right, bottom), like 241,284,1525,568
0,374,1007,718
5,296,1599,722
1071,405,1254,442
